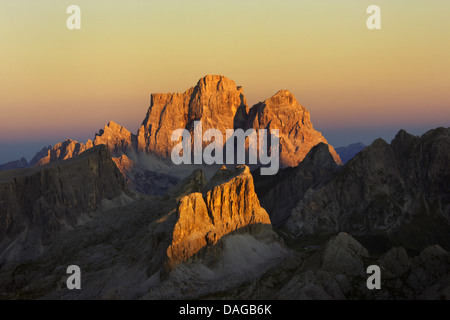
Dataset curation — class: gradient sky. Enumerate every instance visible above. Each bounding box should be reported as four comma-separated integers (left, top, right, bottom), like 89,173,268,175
0,0,449,163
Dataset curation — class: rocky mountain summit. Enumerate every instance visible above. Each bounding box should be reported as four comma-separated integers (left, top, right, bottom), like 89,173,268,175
0,76,448,300
0,145,134,265
0,127,448,300
0,75,341,195
137,75,249,158
0,163,289,299
136,76,341,167
210,232,450,300
244,89,341,167
35,139,93,166
282,127,450,253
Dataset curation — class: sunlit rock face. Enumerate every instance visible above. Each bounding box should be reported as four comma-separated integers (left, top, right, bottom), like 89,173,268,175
137,75,248,157
166,165,272,270
18,75,341,195
245,89,341,167
93,121,134,156
35,139,92,166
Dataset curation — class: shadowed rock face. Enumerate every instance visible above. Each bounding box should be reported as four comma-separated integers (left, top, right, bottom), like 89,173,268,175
0,145,131,264
286,127,450,253
0,154,447,299
211,232,450,300
112,154,179,195
306,232,369,276
253,142,340,227
166,165,272,270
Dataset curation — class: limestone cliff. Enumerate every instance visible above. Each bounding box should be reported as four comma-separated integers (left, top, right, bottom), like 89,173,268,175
245,90,342,167
286,127,450,253
0,145,131,264
94,121,134,156
137,75,248,157
11,75,342,195
166,165,272,270
35,139,93,166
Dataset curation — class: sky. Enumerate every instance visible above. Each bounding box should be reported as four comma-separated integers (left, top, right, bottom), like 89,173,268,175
0,0,449,163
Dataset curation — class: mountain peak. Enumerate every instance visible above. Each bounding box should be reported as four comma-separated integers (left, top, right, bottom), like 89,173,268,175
138,75,247,157
271,89,296,102
106,120,125,130
254,89,298,109
392,129,417,144
94,121,133,156
23,76,342,185
246,90,342,166
197,74,234,85
194,75,243,96
35,139,89,166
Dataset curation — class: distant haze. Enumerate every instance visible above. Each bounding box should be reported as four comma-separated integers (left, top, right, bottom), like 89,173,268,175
0,1,449,163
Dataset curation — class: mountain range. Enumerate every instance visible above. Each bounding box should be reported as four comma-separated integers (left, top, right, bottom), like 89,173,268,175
0,75,448,300
1,75,341,194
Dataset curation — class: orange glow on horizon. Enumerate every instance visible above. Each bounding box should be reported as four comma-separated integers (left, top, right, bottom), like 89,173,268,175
0,0,449,144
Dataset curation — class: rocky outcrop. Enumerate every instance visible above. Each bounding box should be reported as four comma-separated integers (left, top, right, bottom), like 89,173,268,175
94,121,134,156
35,139,93,166
11,75,341,195
0,145,131,264
253,142,340,227
137,75,248,157
245,90,342,167
335,142,366,164
29,146,52,167
166,165,272,270
112,154,178,195
379,246,411,277
0,170,447,299
306,233,369,277
286,127,450,253
167,169,207,200
135,76,341,168
34,121,132,166
216,232,450,300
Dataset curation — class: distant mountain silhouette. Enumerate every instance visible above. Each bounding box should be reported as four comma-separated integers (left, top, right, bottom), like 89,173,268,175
335,142,366,163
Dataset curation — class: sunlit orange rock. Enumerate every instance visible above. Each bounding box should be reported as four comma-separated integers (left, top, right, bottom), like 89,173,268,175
166,165,271,269
245,90,342,166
